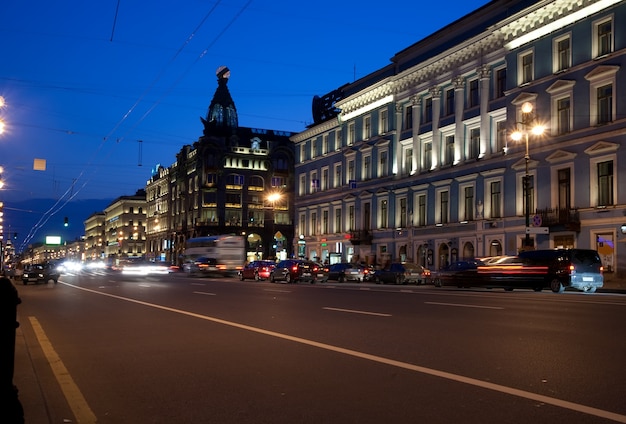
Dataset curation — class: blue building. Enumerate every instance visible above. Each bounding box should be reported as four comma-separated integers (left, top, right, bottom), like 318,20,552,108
291,0,626,282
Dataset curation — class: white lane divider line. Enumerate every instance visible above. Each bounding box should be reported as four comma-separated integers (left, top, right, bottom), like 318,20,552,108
323,307,391,317
425,301,504,310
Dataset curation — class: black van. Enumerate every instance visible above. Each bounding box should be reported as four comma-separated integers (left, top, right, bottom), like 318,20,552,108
518,249,603,293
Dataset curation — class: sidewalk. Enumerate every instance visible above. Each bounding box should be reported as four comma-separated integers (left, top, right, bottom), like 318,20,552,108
13,321,52,424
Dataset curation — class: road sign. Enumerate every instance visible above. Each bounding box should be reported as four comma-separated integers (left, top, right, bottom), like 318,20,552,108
526,227,549,234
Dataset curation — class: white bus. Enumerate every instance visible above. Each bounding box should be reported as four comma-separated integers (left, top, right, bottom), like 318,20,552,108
183,235,245,274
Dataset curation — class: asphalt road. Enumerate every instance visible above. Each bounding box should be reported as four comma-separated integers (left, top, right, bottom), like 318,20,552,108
14,271,626,424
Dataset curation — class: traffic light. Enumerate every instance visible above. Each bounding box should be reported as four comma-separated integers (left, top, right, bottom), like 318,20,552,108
13,232,17,239
64,216,69,227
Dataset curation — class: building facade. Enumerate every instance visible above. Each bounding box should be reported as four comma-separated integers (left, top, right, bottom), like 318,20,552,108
291,0,626,281
103,190,147,262
83,211,106,262
145,67,296,265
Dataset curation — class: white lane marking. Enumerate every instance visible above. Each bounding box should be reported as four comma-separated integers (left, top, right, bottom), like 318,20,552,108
323,307,391,317
264,288,291,293
425,301,504,310
60,282,626,423
29,317,97,424
194,291,216,296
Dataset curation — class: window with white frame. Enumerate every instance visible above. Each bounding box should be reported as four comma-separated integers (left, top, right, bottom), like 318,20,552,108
363,115,371,140
334,163,342,188
310,171,319,193
311,212,317,235
311,138,318,159
495,67,506,98
423,140,432,171
379,109,388,134
556,96,571,134
593,16,613,58
322,134,329,155
468,128,480,160
424,97,432,123
437,189,449,224
598,161,614,207
596,84,613,125
348,159,355,182
378,151,388,177
416,194,427,226
299,214,306,236
547,79,575,136
445,88,455,116
363,155,371,180
554,34,571,72
380,199,388,229
335,208,342,233
322,210,329,234
518,50,534,85
321,167,329,191
348,122,355,145
403,146,413,176
404,106,412,130
594,159,614,207
488,179,502,219
444,135,455,166
495,120,507,154
299,174,306,196
461,184,474,221
586,66,617,126
398,197,407,228
300,143,306,162
348,205,355,231
335,129,343,150
468,78,479,108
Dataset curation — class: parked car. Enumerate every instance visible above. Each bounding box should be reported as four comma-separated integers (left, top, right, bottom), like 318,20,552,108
518,249,604,293
238,260,276,281
432,260,485,288
327,263,369,282
22,263,60,284
269,259,327,284
183,257,218,275
372,263,431,285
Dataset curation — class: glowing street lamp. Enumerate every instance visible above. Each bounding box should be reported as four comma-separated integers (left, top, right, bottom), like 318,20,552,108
266,192,282,258
511,102,545,250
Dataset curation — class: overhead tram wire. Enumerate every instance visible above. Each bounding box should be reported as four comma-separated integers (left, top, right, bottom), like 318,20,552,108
112,0,254,143
17,2,230,248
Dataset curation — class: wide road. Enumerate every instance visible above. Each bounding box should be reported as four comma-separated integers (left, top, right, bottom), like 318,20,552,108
14,271,626,423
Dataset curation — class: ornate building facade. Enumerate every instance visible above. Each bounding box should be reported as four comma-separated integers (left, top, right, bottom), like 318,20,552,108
291,0,626,281
145,67,296,264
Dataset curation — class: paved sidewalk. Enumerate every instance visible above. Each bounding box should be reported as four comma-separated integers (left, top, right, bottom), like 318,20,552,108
14,322,51,424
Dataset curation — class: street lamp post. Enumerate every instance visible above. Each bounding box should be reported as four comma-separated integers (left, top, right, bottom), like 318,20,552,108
266,192,281,259
511,102,544,250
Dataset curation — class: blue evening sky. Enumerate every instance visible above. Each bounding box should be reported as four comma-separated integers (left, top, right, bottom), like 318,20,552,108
1,0,491,205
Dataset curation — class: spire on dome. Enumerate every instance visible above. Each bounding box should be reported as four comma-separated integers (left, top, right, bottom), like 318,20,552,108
201,66,238,135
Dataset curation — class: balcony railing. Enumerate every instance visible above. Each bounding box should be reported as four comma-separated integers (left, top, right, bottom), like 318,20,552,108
348,229,373,245
536,207,580,232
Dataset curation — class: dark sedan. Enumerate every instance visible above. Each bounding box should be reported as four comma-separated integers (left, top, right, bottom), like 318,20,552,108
372,263,431,285
432,260,485,288
327,263,369,282
270,259,328,284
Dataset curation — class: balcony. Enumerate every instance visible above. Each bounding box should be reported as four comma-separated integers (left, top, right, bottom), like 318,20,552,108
536,207,580,232
348,229,373,245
